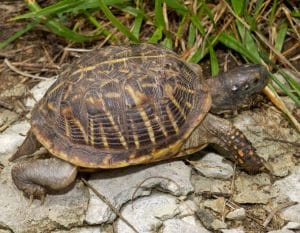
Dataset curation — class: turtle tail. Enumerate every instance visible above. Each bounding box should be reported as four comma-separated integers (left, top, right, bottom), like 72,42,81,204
9,130,41,161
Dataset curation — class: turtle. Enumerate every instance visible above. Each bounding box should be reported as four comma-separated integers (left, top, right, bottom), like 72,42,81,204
10,43,269,200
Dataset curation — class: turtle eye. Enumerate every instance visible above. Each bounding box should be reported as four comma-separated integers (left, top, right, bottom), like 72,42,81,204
231,85,238,92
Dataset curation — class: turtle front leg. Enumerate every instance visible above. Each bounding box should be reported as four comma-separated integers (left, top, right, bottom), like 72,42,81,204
201,113,265,173
11,157,77,201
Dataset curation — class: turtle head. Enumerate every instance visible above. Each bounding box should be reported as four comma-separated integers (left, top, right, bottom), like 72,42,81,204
207,64,269,114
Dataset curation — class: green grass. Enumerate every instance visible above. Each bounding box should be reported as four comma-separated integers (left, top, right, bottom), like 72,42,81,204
1,0,299,128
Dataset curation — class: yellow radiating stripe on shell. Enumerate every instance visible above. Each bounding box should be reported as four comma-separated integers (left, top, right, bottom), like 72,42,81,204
70,54,178,78
99,122,109,149
155,116,168,137
89,118,95,146
104,92,121,98
168,95,186,120
142,83,157,88
139,109,156,144
126,85,156,144
177,83,195,94
64,117,71,138
73,118,89,144
47,102,56,111
185,102,192,109
106,112,128,149
166,105,179,134
71,65,96,77
132,127,140,149
125,85,147,106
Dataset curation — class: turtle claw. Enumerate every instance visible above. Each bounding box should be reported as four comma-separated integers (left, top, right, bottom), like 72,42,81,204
28,192,46,206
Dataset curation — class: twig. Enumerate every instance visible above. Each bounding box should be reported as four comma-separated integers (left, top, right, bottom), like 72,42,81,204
64,48,93,52
10,62,60,71
263,201,298,228
81,178,139,233
263,86,300,133
4,58,49,80
131,176,181,202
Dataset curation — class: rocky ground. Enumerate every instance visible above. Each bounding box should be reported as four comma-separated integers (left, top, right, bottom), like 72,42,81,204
0,71,299,233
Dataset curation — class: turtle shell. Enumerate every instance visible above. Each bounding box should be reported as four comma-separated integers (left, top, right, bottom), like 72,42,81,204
31,44,211,168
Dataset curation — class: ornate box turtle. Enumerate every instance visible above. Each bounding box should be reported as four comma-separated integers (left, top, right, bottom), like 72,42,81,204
10,44,269,200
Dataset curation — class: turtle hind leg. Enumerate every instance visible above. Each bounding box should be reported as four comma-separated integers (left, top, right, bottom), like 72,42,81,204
11,157,77,201
202,113,265,173
9,130,41,162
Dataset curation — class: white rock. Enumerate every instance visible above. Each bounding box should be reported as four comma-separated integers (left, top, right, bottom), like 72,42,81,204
53,227,103,233
233,173,271,204
0,155,89,233
26,77,56,108
226,208,246,220
114,193,178,233
192,175,231,195
0,121,30,155
283,222,300,230
163,219,210,233
211,219,227,230
0,230,11,233
221,228,244,233
268,230,294,233
203,197,226,214
178,200,199,216
272,166,300,223
189,153,233,179
85,161,193,224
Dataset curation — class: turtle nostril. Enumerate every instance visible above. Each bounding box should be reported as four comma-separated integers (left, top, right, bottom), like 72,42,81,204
253,77,260,85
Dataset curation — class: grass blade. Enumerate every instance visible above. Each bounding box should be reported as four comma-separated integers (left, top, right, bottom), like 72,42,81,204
165,0,188,14
131,12,144,40
187,23,196,48
154,0,165,28
236,21,261,62
148,26,163,43
97,0,138,42
25,0,96,42
0,20,39,49
209,46,219,76
274,22,288,52
231,0,245,15
14,0,131,19
218,32,261,63
271,72,300,106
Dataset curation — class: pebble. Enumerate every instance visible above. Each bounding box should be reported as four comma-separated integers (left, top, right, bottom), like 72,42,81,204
203,197,226,214
226,208,246,220
163,219,210,233
211,219,227,230
189,153,234,179
272,166,300,223
25,77,56,108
